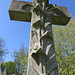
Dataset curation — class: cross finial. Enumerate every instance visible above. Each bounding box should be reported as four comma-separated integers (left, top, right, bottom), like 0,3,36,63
54,3,57,6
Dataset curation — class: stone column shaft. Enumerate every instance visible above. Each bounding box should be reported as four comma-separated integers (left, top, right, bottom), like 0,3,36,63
27,1,58,75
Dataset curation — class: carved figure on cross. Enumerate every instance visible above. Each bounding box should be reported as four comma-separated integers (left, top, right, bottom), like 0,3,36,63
9,0,71,75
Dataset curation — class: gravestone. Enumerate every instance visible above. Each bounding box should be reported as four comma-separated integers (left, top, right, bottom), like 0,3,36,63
9,0,71,75
0,61,7,75
0,61,2,75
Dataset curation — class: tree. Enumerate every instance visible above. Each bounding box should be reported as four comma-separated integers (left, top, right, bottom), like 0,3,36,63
12,44,28,75
3,61,16,75
0,38,8,61
53,18,75,75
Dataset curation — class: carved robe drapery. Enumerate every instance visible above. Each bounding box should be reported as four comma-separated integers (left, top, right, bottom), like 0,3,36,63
27,0,58,75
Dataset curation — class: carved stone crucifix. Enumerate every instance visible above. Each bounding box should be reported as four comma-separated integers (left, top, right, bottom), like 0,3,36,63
9,0,71,75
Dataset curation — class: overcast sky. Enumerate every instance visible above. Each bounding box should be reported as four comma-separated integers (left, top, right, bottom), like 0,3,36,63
0,0,75,62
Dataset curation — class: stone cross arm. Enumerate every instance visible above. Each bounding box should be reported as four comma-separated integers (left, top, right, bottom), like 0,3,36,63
9,0,32,22
9,0,71,25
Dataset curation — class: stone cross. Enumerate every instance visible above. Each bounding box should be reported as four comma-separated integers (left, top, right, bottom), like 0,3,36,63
9,0,71,75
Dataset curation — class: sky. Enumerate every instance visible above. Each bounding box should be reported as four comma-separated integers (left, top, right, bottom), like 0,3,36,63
0,0,75,62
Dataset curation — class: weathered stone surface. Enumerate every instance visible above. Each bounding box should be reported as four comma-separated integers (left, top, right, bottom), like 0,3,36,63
46,5,71,25
0,61,2,75
9,0,32,22
0,61,7,75
8,0,71,75
9,0,71,25
27,1,58,74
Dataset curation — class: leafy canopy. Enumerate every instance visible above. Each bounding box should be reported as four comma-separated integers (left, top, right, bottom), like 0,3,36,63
53,18,75,75
3,61,16,75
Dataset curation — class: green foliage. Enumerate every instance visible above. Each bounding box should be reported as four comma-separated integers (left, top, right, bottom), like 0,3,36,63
3,61,15,75
13,44,28,75
0,38,8,61
53,18,75,75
